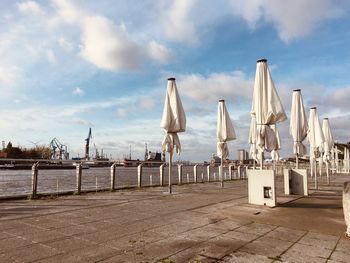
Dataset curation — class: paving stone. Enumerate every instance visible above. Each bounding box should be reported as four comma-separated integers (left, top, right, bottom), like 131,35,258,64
281,243,331,263
305,232,339,242
21,230,68,243
36,253,81,263
0,231,14,240
0,252,17,262
264,226,306,242
55,224,98,236
223,229,261,242
104,229,169,253
335,238,350,253
167,245,204,262
137,236,198,262
210,218,245,231
4,224,44,236
78,229,122,243
178,224,228,242
4,243,61,263
235,222,276,235
299,235,338,250
0,178,347,262
46,236,95,252
68,244,120,262
0,236,33,253
239,237,292,259
222,251,273,263
197,239,242,259
330,250,350,263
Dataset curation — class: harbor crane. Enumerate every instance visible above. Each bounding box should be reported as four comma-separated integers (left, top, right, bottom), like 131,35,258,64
85,128,92,160
49,138,69,160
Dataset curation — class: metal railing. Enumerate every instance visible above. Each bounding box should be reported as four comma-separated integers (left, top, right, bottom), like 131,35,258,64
0,160,247,199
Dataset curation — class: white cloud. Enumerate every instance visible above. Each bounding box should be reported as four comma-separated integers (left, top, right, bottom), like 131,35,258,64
147,40,173,64
162,0,198,44
177,71,253,103
50,0,171,71
138,97,156,110
0,65,21,87
57,37,73,52
72,87,84,96
80,16,143,71
229,0,344,42
116,108,129,118
17,1,43,15
46,49,57,64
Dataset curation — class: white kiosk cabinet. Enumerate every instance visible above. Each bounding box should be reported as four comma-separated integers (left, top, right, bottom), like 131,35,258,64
247,169,276,207
283,169,308,196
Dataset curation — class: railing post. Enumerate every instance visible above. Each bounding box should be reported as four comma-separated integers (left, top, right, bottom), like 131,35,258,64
160,164,165,186
193,164,198,183
229,164,233,180
30,162,39,199
137,164,143,188
110,163,117,191
75,163,82,195
178,164,183,185
207,165,211,182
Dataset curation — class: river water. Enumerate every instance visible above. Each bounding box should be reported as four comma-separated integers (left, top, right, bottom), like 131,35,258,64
0,165,237,198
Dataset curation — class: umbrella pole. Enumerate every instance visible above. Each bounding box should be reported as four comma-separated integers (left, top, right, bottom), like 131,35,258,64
168,151,173,194
260,151,263,170
296,153,299,169
314,160,318,189
220,157,224,188
326,161,330,184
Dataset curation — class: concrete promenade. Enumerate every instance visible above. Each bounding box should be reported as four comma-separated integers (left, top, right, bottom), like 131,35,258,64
0,174,349,262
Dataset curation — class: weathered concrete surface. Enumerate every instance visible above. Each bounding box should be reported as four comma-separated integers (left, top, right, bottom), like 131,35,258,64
0,174,348,262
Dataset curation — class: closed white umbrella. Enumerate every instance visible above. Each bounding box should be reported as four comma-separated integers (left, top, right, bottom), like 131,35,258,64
270,124,280,165
217,100,236,187
161,77,186,194
290,89,308,169
249,113,258,168
335,143,339,173
250,59,287,169
307,107,324,188
322,118,333,183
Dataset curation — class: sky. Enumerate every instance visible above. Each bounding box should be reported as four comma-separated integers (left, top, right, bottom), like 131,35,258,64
1,0,350,162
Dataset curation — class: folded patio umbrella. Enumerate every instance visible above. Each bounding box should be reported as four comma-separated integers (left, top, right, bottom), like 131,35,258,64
322,118,334,183
270,124,280,162
249,113,258,167
307,107,324,188
217,100,236,187
290,89,308,168
161,77,186,194
250,59,287,169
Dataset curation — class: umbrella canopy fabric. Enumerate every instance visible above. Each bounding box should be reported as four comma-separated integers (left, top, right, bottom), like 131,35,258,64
308,107,325,160
290,89,308,156
270,124,280,161
160,78,186,155
250,59,287,154
248,113,258,161
322,118,334,162
217,100,236,159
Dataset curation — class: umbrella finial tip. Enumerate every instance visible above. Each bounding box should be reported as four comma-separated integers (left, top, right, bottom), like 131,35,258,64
324,117,328,120
168,77,176,81
219,99,225,102
311,106,317,109
293,89,301,92
257,58,267,63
